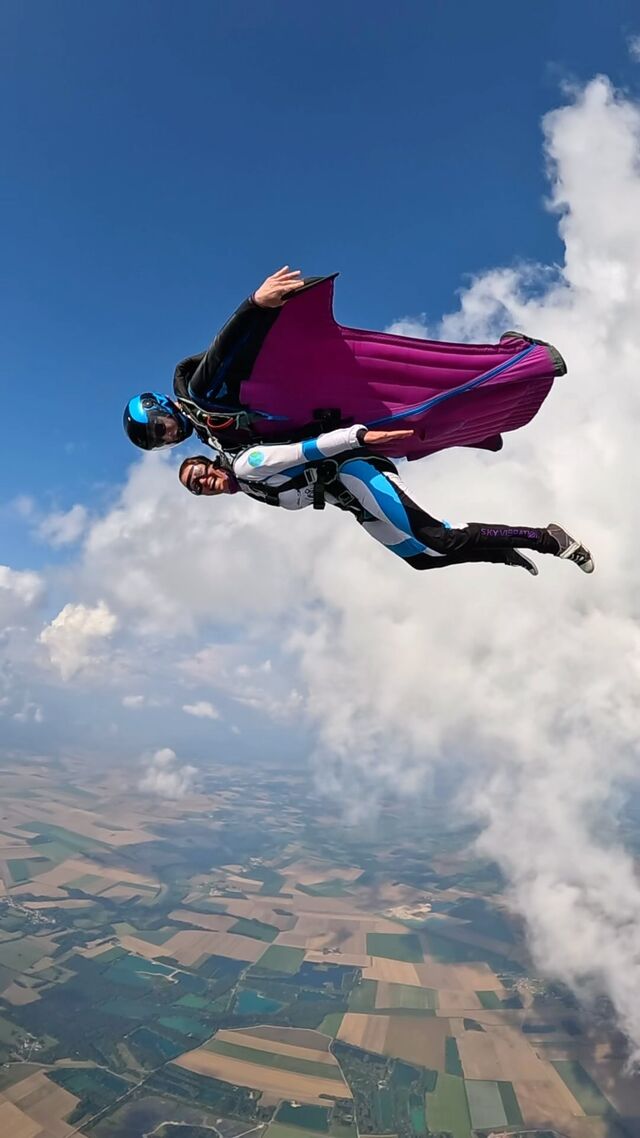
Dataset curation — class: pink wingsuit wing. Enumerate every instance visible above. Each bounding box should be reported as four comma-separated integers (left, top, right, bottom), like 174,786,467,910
240,276,564,461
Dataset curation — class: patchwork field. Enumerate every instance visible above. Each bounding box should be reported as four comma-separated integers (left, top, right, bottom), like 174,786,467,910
0,758,636,1137
338,1012,450,1068
119,928,268,965
175,1024,352,1106
0,1070,81,1138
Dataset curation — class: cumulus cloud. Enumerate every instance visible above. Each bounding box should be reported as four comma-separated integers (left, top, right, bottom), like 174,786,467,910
39,600,118,681
138,747,197,798
38,504,88,547
182,700,219,720
285,76,640,1056
0,565,44,629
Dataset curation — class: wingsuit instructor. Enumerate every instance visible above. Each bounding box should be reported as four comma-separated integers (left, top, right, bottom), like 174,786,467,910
177,425,595,576
123,267,307,452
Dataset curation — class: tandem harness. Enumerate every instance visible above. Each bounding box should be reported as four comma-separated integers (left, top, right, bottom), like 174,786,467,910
236,453,396,521
176,383,351,454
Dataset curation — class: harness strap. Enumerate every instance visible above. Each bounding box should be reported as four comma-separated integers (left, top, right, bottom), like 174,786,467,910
237,453,395,521
176,397,257,449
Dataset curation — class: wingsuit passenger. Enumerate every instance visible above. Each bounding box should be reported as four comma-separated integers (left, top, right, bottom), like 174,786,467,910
177,426,594,576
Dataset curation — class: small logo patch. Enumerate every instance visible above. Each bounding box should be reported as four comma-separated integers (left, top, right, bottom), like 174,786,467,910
247,450,265,468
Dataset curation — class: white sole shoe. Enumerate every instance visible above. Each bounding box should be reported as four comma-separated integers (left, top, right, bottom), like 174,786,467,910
547,523,595,574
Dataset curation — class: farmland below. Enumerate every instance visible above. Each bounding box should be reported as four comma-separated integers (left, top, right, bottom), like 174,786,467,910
0,756,638,1138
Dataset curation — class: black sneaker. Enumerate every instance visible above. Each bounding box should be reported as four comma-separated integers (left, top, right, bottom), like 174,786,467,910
546,523,595,573
503,549,539,576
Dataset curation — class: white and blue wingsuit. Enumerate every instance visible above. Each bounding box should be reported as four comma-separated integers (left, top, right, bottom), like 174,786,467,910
227,426,591,574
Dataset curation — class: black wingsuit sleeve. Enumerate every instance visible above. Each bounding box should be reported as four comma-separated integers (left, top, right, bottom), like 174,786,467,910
173,277,332,410
180,296,277,408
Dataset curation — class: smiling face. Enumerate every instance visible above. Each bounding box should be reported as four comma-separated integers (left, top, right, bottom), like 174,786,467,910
179,456,233,496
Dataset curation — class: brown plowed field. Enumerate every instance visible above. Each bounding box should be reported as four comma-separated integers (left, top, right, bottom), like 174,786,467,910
513,1070,585,1125
237,1026,331,1050
338,1012,389,1055
0,1102,41,1138
458,1025,545,1080
174,1051,351,1106
416,959,501,989
168,909,235,933
362,959,423,984
385,1016,450,1068
120,928,266,965
1,1071,80,1137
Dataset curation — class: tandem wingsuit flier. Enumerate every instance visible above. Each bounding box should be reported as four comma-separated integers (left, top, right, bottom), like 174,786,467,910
124,266,594,577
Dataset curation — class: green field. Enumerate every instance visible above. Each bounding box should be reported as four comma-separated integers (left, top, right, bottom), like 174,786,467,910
551,1061,612,1115
0,1014,31,1048
348,979,377,1011
445,1036,463,1076
228,916,279,942
0,935,52,971
377,983,437,1010
128,927,176,945
158,1014,209,1038
176,994,209,1009
366,933,423,963
275,1102,331,1130
497,1080,524,1126
426,1073,471,1138
465,1079,508,1129
6,859,32,884
423,930,513,971
17,821,105,852
268,1126,327,1138
48,1067,130,1125
296,879,350,897
475,990,501,1009
318,1012,344,1036
205,1038,343,1079
128,1026,184,1065
254,944,305,974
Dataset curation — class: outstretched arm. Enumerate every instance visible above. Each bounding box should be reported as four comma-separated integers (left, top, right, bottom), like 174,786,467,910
186,267,306,405
233,427,413,480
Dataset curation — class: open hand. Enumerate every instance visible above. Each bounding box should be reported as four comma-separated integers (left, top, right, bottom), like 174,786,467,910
253,266,306,308
362,429,415,447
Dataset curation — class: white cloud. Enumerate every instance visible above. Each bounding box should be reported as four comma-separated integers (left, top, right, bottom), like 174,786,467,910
0,565,44,629
122,694,145,708
138,747,197,799
39,600,118,681
38,504,88,547
12,702,44,724
284,76,640,1056
628,34,640,63
182,700,219,720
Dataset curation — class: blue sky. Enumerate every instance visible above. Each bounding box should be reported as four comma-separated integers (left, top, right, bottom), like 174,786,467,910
2,0,640,569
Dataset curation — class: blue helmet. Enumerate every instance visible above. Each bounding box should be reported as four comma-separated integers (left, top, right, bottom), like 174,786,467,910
123,392,193,450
